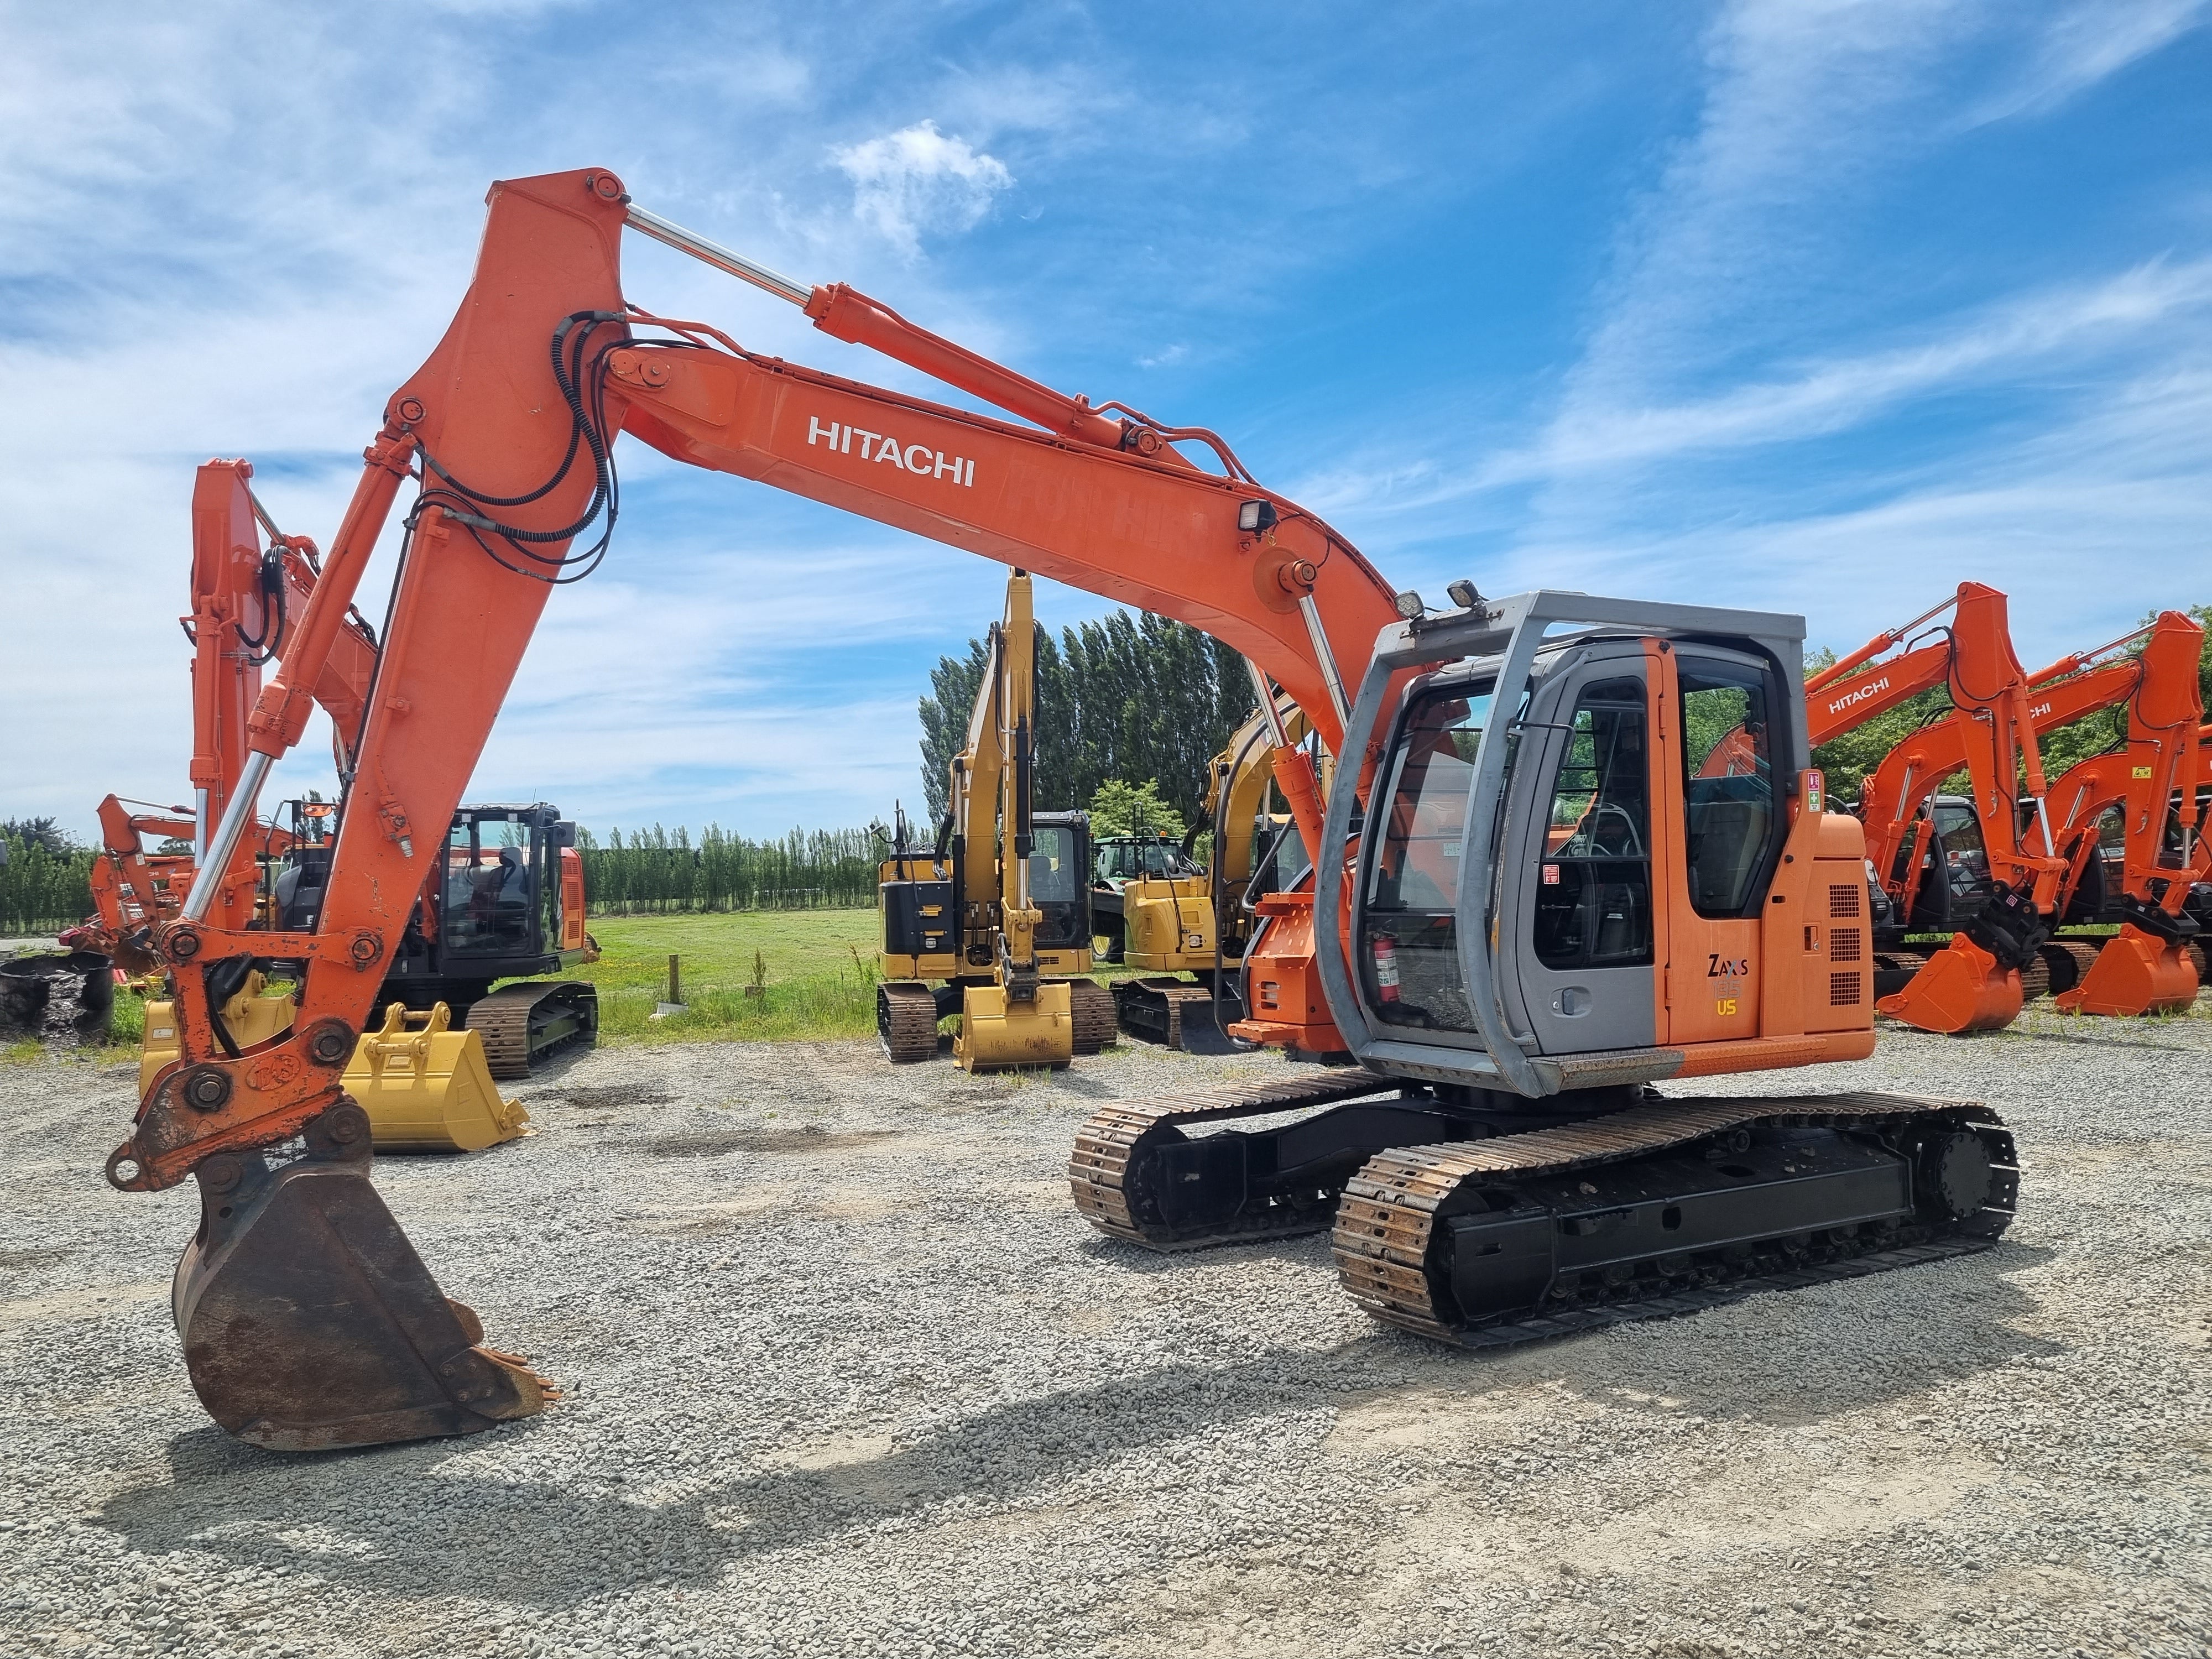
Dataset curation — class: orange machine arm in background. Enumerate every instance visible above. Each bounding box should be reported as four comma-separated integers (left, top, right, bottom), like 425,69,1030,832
2042,619,2208,1015
122,167,1404,1199
1856,617,2189,923
1794,583,2068,1032
79,463,379,957
1803,582,2040,748
194,459,378,793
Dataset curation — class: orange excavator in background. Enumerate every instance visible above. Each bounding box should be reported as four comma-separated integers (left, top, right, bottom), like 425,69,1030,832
71,460,377,974
70,461,592,1164
76,460,598,1091
1746,584,2067,1032
112,169,2015,1452
1851,612,2207,1014
2031,620,2208,1015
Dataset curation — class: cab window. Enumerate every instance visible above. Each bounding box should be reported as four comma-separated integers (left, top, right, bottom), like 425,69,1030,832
1358,682,1496,1031
1532,678,1652,970
1029,826,1077,902
1681,660,1778,917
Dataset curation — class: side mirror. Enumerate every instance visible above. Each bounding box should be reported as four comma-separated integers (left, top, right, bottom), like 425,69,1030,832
550,821,578,849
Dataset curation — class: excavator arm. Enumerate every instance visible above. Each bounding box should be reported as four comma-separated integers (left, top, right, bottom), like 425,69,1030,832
134,169,1399,1186
2041,615,2208,1014
1858,624,2176,922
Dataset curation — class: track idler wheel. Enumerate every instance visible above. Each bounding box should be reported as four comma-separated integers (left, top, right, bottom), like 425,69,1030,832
1876,934,2023,1033
173,1101,552,1451
1914,1127,1995,1220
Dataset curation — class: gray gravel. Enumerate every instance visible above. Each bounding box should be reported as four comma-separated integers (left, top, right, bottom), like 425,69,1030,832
3,1002,2209,1658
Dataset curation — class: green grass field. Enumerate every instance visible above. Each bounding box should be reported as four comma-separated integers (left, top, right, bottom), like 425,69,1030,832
560,908,1151,1046
565,909,885,1045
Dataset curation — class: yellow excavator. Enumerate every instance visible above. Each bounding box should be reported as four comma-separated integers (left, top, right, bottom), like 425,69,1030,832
1105,698,1318,1049
876,571,1116,1068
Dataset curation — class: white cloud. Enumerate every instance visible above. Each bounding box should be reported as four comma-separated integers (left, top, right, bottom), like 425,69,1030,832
831,121,1014,258
1964,0,2208,126
1506,257,2212,484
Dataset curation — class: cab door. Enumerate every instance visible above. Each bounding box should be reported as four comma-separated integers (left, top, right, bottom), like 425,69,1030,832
1499,649,1659,1057
1653,645,1788,1045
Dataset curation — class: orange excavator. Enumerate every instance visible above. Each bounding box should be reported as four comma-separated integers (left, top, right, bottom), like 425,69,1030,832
70,460,377,974
2031,622,2208,1015
112,169,2014,1451
1765,584,2067,1032
1853,611,2206,1014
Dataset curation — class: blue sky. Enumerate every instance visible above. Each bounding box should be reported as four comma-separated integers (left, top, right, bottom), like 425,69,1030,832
4,1,2208,841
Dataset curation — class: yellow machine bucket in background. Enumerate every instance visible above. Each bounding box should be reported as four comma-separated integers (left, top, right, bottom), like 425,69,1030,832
139,976,295,1097
954,980,1073,1071
345,1001,529,1152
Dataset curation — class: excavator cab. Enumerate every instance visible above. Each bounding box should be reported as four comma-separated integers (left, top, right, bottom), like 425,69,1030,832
1317,591,1873,1091
1027,811,1095,968
265,800,338,932
1083,591,2011,1316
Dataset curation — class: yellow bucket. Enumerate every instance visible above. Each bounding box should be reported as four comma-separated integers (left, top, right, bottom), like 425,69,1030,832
953,980,1073,1072
345,1001,529,1152
139,977,294,1097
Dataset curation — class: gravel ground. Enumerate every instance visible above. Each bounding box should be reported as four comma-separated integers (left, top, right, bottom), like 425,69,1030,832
2,1003,2208,1659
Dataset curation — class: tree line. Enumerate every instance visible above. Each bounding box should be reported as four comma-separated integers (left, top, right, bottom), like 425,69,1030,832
916,608,1251,828
575,825,878,913
1,822,96,935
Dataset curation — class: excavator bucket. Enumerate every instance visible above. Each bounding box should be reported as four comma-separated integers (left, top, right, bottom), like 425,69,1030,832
344,1002,529,1152
2053,924,2200,1016
1876,935,2024,1034
175,1100,551,1450
954,980,1073,1071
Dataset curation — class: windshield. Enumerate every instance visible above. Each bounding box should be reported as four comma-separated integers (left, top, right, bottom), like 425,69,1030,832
1365,685,1495,914
1096,839,1197,881
1029,824,1079,902
1359,681,1496,1031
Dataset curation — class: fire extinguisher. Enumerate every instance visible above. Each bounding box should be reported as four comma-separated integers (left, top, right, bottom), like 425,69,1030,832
1370,934,1400,1003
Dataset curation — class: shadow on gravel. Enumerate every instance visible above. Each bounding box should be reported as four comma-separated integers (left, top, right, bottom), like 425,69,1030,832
91,1244,2060,1606
1537,1240,2064,1427
1074,1229,1338,1274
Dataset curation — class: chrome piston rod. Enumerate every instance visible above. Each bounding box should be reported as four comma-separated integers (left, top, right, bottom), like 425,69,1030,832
181,752,272,924
624,204,812,307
